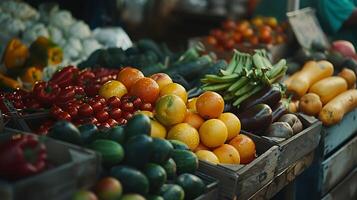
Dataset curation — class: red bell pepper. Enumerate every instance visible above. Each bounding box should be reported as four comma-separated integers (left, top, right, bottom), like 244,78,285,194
49,66,79,88
0,134,47,180
76,70,95,86
56,86,85,104
33,82,60,105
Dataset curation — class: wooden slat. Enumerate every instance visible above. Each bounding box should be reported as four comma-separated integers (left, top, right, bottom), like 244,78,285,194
321,168,357,200
276,114,321,173
322,108,357,157
249,152,314,200
321,136,357,196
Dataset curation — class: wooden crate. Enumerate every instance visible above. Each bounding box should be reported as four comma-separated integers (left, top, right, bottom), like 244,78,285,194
198,133,279,199
0,128,101,200
270,114,322,173
296,108,357,199
321,167,357,200
320,135,357,196
195,172,219,200
250,152,315,200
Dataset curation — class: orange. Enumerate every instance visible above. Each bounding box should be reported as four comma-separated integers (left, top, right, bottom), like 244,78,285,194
130,77,160,103
150,119,167,139
155,94,187,126
195,150,219,164
184,111,204,129
196,91,224,119
150,73,173,90
218,113,241,140
199,119,228,148
194,143,209,152
117,67,144,90
187,98,198,113
167,123,200,150
99,80,127,99
213,144,240,164
229,134,256,164
160,83,188,103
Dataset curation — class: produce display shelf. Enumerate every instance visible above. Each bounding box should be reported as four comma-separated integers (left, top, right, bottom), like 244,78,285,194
0,128,101,200
195,172,219,200
198,132,280,200
296,108,357,200
249,151,315,200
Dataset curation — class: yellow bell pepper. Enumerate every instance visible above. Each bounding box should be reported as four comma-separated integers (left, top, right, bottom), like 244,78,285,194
2,38,29,69
21,67,43,84
27,36,63,68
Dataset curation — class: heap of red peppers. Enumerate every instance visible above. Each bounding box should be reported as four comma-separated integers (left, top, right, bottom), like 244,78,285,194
0,134,47,180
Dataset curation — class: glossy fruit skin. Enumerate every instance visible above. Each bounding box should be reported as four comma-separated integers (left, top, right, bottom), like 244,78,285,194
110,108,122,121
94,177,123,200
218,112,241,140
124,135,153,168
199,119,228,148
107,96,121,108
150,120,167,139
73,190,98,200
89,139,124,166
130,78,160,103
175,173,205,199
155,95,187,127
159,184,184,200
193,143,209,152
99,80,128,99
162,158,177,180
96,110,110,122
143,163,167,193
150,138,173,164
79,104,94,117
213,144,240,164
196,91,224,119
171,149,198,174
124,114,151,140
167,123,200,151
159,83,188,103
110,166,149,195
117,67,144,90
183,111,204,130
229,134,256,164
195,150,219,164
150,73,173,90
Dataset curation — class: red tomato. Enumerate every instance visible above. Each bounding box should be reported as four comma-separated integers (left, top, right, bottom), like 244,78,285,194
79,104,94,117
122,111,133,120
132,97,142,109
94,96,107,105
85,117,98,125
110,108,122,121
66,106,78,118
117,118,127,125
89,100,104,113
50,105,63,117
122,102,134,112
96,110,110,122
56,111,72,121
206,36,217,46
100,122,111,129
106,119,118,127
107,96,121,108
222,20,236,30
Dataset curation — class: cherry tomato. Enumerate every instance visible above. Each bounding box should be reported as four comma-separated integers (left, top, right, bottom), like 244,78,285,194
210,29,223,38
66,106,78,118
110,108,122,121
84,117,98,125
222,20,236,30
140,103,153,111
85,84,101,97
122,111,133,120
95,96,107,105
122,102,134,112
96,110,110,122
106,119,118,127
89,100,104,113
224,39,235,50
50,105,63,117
13,100,25,109
132,97,142,109
26,99,41,109
56,111,72,121
117,118,127,125
36,120,54,135
79,104,94,117
232,33,242,43
107,96,121,108
206,36,217,46
100,122,111,129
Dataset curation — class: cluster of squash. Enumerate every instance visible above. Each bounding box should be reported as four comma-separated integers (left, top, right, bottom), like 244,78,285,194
285,60,357,126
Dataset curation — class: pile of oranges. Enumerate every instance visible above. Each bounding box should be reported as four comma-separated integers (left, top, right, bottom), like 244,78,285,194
99,66,257,165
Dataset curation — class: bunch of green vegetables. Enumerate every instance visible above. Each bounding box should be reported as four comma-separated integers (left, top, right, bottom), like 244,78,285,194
201,49,287,108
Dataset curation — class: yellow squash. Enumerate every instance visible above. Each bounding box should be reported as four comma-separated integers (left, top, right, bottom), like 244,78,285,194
309,76,348,105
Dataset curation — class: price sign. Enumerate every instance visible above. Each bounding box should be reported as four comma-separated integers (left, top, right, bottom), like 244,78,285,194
287,7,329,49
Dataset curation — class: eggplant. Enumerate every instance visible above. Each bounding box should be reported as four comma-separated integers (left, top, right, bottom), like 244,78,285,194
239,85,282,111
271,102,288,122
265,122,293,139
236,104,272,135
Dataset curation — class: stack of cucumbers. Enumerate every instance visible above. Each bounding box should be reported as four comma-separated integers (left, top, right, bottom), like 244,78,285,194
201,49,287,108
48,114,207,200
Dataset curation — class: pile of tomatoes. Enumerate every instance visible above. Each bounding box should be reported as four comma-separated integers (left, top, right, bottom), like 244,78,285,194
205,17,288,51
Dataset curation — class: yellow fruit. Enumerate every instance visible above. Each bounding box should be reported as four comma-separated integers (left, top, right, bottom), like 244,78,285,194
213,144,240,164
218,113,241,140
196,91,224,119
155,94,187,126
183,111,205,129
195,150,219,164
167,123,200,150
150,120,167,139
135,111,154,118
199,119,228,148
99,80,127,99
150,73,173,90
160,83,188,103
194,143,209,152
187,98,198,113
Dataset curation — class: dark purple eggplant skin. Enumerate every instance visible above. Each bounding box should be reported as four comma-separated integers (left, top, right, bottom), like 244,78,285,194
271,102,288,122
239,86,282,111
236,104,273,135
